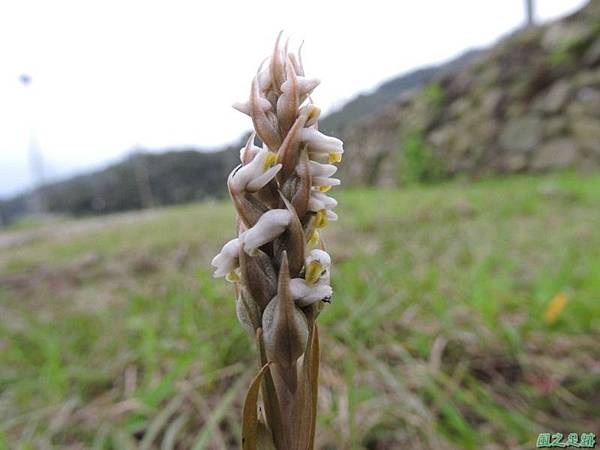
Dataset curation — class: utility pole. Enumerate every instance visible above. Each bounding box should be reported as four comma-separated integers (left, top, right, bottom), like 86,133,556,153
20,74,47,215
525,0,535,26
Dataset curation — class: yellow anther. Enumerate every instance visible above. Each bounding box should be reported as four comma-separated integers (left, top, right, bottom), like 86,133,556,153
305,260,323,284
329,152,342,163
263,152,278,170
314,209,328,228
319,185,332,193
308,230,320,246
226,270,240,282
307,105,321,123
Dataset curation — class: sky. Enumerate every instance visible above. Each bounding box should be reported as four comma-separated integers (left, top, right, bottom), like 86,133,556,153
0,0,589,198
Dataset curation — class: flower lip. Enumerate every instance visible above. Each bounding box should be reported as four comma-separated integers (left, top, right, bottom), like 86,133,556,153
308,160,337,178
299,127,344,156
239,209,292,255
290,278,332,307
211,238,241,278
312,176,340,187
308,191,337,212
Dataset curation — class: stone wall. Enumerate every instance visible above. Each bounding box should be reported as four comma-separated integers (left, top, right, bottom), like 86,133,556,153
338,0,600,185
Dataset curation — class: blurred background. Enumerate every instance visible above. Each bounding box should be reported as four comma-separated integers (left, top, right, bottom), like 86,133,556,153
1,0,599,448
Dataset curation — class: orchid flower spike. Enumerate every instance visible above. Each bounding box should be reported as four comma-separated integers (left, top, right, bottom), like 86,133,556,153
211,33,343,449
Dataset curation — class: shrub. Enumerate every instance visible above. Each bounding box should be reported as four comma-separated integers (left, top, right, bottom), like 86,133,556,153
400,130,444,184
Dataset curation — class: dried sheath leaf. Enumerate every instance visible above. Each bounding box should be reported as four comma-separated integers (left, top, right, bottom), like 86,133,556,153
308,326,320,450
256,329,284,449
241,362,271,450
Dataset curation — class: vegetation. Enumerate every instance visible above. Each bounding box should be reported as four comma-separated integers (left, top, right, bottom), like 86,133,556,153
0,147,241,225
1,172,599,449
400,130,444,184
422,82,446,112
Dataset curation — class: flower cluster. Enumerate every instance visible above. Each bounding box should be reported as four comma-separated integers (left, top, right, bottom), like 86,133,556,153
211,33,342,315
210,33,343,448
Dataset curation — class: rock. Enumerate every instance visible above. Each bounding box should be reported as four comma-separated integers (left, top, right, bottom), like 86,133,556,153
534,80,571,114
505,102,527,119
504,153,528,171
542,21,594,52
429,125,454,149
531,138,579,170
480,89,503,116
571,88,600,117
447,98,472,119
583,37,600,66
573,69,600,87
499,115,543,153
571,116,600,154
544,117,567,138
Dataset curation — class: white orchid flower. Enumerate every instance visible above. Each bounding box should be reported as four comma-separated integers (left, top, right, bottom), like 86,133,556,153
306,160,340,191
304,249,331,282
308,191,338,228
308,191,338,212
230,147,282,193
211,238,241,280
299,127,344,163
290,279,332,307
240,209,292,255
290,249,332,307
313,208,337,228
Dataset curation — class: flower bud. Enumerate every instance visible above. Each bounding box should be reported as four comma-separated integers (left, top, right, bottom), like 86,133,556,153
262,253,309,378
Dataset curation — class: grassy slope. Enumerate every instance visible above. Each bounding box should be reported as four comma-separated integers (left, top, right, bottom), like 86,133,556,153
1,172,599,449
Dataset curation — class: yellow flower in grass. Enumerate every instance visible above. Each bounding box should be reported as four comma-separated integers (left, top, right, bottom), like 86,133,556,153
544,292,568,325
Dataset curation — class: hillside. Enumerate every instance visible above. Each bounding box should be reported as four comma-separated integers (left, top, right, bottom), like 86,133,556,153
0,144,241,224
319,49,482,135
338,0,600,185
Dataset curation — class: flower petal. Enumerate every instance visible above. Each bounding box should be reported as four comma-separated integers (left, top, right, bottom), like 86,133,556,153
290,278,332,307
240,209,292,254
299,127,344,155
211,238,241,277
308,160,337,178
308,191,337,212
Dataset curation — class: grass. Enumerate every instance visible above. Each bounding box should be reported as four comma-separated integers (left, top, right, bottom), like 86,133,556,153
1,172,599,449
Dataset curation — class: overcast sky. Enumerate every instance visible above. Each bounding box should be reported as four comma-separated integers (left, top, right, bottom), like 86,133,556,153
0,0,588,198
